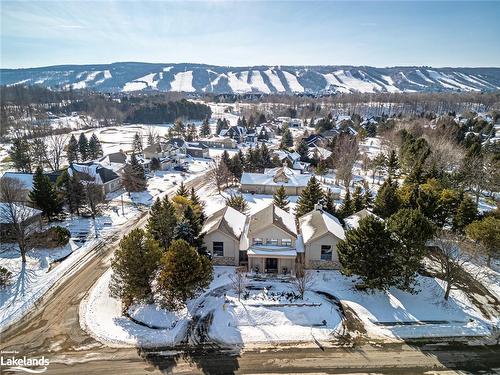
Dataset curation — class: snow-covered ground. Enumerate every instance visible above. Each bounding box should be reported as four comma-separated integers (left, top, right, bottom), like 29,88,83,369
312,271,495,339
0,164,206,331
210,278,342,344
0,204,142,331
81,266,235,347
81,266,495,348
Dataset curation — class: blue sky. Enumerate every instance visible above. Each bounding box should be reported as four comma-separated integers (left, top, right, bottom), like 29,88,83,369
1,1,499,68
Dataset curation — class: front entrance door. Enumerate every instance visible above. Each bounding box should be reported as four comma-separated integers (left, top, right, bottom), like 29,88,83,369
265,258,278,273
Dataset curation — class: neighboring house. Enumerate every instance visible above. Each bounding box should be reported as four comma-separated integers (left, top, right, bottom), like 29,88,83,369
240,166,311,195
202,206,247,266
242,204,300,274
198,136,237,149
219,126,247,143
142,142,181,170
0,203,42,239
98,151,127,175
308,146,333,160
68,162,121,194
272,150,309,172
185,141,210,158
298,206,345,270
302,133,326,148
344,209,379,230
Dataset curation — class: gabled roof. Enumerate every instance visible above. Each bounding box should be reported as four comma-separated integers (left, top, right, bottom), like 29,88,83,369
201,206,247,240
241,166,310,187
0,203,42,224
299,207,345,244
99,151,127,164
247,204,297,239
69,162,119,184
344,209,379,230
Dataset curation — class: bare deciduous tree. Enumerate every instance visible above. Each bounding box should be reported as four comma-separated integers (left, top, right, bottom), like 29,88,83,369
45,133,68,171
230,267,248,301
84,183,105,237
208,156,230,193
291,263,313,299
431,230,478,300
332,134,359,189
0,177,39,263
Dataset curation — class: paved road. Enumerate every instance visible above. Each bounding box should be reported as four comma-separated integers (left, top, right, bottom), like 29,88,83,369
1,174,500,374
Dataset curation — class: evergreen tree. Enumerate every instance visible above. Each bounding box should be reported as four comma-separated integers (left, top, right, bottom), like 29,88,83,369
150,157,161,171
363,188,374,209
226,194,249,214
338,188,353,218
176,181,189,197
200,117,211,137
387,208,435,290
147,196,177,249
296,138,309,162
373,179,400,219
258,143,273,170
453,195,477,232
229,152,243,180
122,154,147,193
386,150,400,180
190,187,206,225
56,171,86,215
186,123,197,141
295,176,324,218
273,185,290,212
8,138,32,173
110,228,162,312
337,216,400,290
154,239,213,311
280,126,293,149
323,189,337,217
132,133,143,154
351,185,364,212
78,133,89,161
181,204,206,254
88,133,103,160
67,135,79,163
466,216,500,266
29,166,62,220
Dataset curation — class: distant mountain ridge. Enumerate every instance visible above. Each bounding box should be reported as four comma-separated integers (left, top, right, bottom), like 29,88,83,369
1,62,499,94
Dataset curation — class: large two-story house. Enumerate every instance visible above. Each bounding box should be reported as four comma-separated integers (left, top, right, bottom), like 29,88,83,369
202,204,346,274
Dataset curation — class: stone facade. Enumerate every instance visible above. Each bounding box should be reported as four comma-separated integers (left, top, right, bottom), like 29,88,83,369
212,256,238,266
307,260,341,270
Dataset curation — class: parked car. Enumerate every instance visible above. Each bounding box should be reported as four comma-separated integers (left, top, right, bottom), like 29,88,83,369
174,165,187,172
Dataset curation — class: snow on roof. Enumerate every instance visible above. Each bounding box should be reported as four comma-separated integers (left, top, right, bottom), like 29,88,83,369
241,166,311,187
246,204,297,241
0,203,42,223
202,206,247,240
247,247,297,258
1,172,34,190
299,208,345,244
344,209,379,230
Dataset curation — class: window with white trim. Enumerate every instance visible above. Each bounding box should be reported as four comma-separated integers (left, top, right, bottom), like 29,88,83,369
281,238,292,247
321,245,332,261
213,242,224,257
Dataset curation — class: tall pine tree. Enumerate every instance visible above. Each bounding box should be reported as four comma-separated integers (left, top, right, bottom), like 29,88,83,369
29,166,62,220
67,135,79,163
273,185,290,212
295,176,324,218
78,133,89,161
